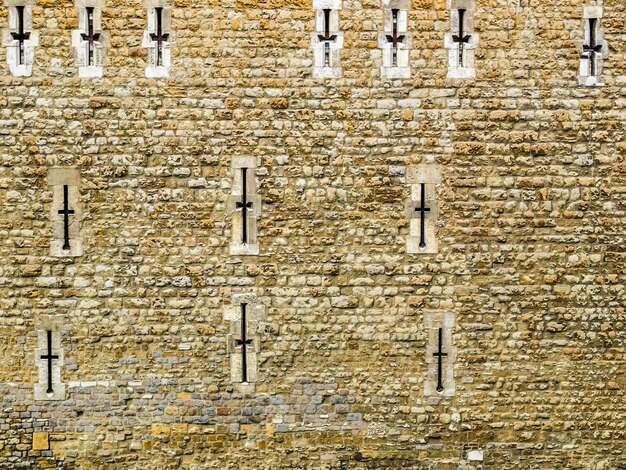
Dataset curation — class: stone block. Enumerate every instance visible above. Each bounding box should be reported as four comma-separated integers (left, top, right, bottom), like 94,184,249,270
32,432,49,451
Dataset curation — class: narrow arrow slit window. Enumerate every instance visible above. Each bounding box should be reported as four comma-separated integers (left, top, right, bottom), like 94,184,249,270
230,157,261,256
379,1,411,79
48,168,83,258
142,2,173,77
311,0,343,78
3,1,38,77
72,1,107,78
12,6,29,65
225,294,266,393
444,0,478,79
83,8,99,66
452,9,470,67
424,312,457,397
318,9,336,67
406,164,441,255
579,7,607,86
35,317,66,401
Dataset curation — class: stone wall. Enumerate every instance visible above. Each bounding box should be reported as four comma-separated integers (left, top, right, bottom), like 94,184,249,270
0,0,624,468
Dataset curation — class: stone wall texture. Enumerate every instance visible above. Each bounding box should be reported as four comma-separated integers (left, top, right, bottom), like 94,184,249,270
1,0,625,468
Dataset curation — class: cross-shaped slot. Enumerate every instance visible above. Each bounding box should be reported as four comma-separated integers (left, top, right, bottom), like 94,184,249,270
317,9,337,67
40,330,59,394
583,18,602,77
10,5,30,66
235,167,254,245
385,9,405,67
452,9,471,67
414,183,431,249
81,7,101,67
235,303,254,383
57,185,75,251
149,7,169,67
432,328,448,393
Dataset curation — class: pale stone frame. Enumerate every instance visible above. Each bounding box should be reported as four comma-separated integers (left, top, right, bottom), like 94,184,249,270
424,311,457,397
1,0,39,77
406,164,442,255
71,0,108,78
224,293,266,394
444,0,479,79
578,6,608,87
34,316,66,401
141,0,175,78
228,156,261,256
311,0,343,79
378,0,412,79
48,168,83,257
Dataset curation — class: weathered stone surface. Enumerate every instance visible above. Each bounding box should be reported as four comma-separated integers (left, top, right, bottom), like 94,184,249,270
0,0,625,469
32,432,49,451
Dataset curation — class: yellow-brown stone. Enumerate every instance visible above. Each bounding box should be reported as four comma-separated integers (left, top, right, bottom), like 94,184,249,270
32,433,49,451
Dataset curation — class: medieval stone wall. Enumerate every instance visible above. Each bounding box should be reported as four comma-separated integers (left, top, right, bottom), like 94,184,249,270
0,0,624,468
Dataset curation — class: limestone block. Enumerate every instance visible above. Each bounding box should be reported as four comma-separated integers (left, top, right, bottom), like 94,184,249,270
32,432,49,451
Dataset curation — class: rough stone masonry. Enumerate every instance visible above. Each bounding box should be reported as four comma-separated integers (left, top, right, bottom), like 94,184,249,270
0,0,625,469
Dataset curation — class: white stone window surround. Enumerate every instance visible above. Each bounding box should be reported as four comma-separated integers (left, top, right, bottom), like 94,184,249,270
228,156,261,256
2,0,39,77
579,6,608,87
48,168,83,258
424,311,457,397
224,293,266,394
141,0,174,78
444,0,479,79
311,0,343,79
34,316,66,401
405,163,442,255
71,0,108,78
378,0,411,79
